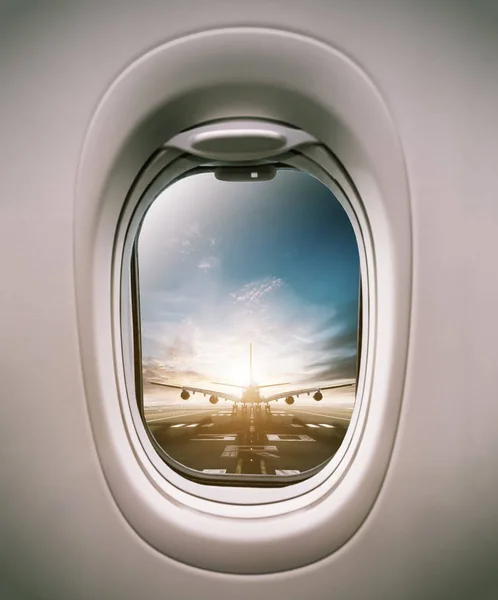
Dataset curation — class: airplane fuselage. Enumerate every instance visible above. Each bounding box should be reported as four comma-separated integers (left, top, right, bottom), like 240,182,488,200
240,385,263,404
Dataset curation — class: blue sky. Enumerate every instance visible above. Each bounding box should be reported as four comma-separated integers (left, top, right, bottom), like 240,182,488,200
138,169,359,386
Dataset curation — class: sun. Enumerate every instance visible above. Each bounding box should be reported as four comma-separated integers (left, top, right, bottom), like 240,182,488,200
211,346,289,387
219,360,251,386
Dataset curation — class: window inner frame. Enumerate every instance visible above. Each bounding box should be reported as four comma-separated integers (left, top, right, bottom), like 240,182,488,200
118,146,372,506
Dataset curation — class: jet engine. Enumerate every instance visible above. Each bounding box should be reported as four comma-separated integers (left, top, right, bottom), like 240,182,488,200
180,389,190,400
209,395,219,404
285,396,295,405
313,391,323,401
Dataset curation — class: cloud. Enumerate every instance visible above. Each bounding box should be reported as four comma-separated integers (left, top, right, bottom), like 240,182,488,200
305,353,357,381
142,358,208,387
180,239,193,256
197,260,212,272
301,300,359,382
230,277,283,305
197,255,220,272
141,317,202,368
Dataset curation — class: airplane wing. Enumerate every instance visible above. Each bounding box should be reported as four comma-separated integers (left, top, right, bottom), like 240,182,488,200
257,382,291,389
210,382,244,388
211,381,291,389
149,381,241,403
263,380,355,402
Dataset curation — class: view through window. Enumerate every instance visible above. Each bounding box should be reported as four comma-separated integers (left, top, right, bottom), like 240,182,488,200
136,168,360,483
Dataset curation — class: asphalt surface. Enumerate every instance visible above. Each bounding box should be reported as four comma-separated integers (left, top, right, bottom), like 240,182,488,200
145,399,353,477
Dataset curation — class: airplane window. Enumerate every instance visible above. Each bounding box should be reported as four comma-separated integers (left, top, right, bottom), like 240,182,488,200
133,168,361,486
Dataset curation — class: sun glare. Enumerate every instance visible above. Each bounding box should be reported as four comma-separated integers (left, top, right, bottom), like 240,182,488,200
208,344,298,387
220,361,251,386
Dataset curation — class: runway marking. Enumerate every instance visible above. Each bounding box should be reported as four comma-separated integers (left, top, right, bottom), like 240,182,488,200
185,423,198,428
202,469,227,474
222,445,279,458
201,423,214,428
319,423,335,428
305,423,319,428
275,470,300,475
291,424,303,428
288,408,351,422
260,460,267,475
257,450,280,458
194,434,237,441
235,458,243,473
266,434,315,442
222,449,238,458
146,409,214,423
170,423,187,428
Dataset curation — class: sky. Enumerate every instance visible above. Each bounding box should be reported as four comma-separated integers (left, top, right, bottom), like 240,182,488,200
138,169,360,387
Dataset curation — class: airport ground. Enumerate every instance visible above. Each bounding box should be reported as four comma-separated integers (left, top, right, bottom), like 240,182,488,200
144,391,354,477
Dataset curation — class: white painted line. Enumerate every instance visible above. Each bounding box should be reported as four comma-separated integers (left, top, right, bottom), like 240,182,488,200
222,444,278,458
201,423,214,428
291,423,303,428
147,409,214,423
202,469,227,474
288,409,351,422
194,434,237,441
170,423,186,428
185,423,198,428
319,423,335,428
275,470,300,475
223,445,278,450
266,434,315,442
305,423,319,428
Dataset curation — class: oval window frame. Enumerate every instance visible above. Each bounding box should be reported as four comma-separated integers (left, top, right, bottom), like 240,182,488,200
74,27,411,574
118,139,370,504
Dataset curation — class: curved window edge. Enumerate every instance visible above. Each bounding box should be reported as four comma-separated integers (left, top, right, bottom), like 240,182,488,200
115,138,373,512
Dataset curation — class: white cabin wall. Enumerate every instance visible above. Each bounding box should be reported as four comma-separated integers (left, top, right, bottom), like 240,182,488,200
1,1,497,598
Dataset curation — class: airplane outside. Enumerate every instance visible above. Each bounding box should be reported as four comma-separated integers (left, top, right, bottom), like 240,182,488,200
150,343,354,407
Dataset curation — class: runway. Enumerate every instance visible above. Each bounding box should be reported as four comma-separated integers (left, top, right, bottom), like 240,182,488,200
144,400,353,478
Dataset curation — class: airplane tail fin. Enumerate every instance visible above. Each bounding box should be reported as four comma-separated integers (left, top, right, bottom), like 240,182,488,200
213,344,289,388
249,342,253,385
249,343,289,388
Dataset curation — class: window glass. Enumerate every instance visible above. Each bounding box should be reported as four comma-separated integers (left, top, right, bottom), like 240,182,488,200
136,169,360,484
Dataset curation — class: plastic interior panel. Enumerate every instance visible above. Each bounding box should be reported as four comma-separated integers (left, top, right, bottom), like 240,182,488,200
165,119,318,160
74,28,411,574
5,3,496,599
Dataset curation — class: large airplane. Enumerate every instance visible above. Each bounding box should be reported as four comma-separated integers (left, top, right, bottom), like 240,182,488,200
150,343,355,405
